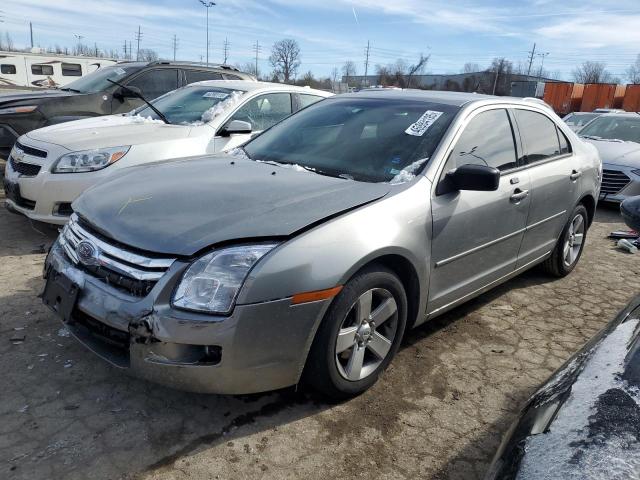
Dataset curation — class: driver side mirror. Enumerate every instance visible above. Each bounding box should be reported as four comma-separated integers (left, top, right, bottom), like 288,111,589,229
220,120,252,136
439,164,500,194
113,85,142,100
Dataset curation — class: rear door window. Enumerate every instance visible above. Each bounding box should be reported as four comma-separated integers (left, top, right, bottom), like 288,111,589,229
127,68,179,100
185,70,223,83
61,63,82,76
32,64,54,75
448,109,517,172
298,94,325,110
1,64,16,74
229,93,292,131
513,109,561,163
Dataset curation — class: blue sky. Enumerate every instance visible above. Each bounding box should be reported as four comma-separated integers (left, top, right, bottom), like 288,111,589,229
2,0,640,80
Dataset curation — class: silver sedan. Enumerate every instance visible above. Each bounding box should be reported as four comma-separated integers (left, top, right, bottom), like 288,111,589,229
42,90,601,398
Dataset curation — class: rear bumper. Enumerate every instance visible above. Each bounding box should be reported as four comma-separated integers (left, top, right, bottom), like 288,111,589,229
44,240,330,394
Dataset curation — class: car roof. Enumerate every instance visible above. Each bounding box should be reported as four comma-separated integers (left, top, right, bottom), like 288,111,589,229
183,80,332,96
597,112,640,118
337,88,550,108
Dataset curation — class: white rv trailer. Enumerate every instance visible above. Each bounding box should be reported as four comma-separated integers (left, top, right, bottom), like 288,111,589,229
0,50,116,88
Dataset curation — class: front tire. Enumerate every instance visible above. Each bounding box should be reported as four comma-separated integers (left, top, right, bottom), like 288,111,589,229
541,204,588,277
303,265,408,400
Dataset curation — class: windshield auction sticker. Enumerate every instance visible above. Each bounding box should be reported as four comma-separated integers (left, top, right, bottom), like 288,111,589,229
405,110,443,136
203,91,230,99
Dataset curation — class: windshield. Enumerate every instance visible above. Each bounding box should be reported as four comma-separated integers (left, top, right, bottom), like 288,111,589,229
134,86,245,124
580,116,640,143
63,65,143,93
243,97,459,183
564,113,600,127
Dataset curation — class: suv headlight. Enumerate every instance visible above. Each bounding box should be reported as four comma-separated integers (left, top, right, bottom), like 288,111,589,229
172,244,278,314
52,146,130,173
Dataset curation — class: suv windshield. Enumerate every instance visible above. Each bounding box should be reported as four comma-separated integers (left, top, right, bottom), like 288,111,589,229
580,115,640,143
243,97,459,183
63,65,144,93
134,86,246,124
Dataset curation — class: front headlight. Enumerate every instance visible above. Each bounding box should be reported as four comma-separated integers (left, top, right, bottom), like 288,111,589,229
172,243,278,314
0,105,38,115
52,146,130,173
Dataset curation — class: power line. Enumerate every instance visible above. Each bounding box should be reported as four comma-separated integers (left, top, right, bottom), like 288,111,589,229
253,40,261,77
363,40,370,87
526,42,536,75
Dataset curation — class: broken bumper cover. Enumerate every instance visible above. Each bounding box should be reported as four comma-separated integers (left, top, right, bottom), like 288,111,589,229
44,241,330,394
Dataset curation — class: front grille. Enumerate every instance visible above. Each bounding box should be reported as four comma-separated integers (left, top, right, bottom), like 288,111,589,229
59,214,176,296
601,169,631,195
15,141,47,158
9,155,41,177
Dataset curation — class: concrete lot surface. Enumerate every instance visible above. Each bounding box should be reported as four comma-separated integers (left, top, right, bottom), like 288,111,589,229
0,192,637,480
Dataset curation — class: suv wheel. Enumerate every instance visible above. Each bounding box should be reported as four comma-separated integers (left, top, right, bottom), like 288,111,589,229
304,265,407,400
542,204,588,277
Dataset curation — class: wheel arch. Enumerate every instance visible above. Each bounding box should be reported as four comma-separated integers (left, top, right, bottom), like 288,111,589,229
578,194,596,227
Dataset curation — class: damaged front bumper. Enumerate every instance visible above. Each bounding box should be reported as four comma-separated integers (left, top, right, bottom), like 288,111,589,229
44,240,330,394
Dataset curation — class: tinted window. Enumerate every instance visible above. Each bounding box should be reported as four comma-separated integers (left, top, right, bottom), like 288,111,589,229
127,69,179,100
1,64,16,74
61,63,82,76
63,64,143,93
558,127,571,154
185,70,223,83
299,94,325,109
32,64,54,75
243,98,459,183
448,109,517,171
229,93,292,131
514,109,561,163
223,73,242,80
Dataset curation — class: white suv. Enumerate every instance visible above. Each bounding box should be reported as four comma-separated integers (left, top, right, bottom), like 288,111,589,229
3,80,331,224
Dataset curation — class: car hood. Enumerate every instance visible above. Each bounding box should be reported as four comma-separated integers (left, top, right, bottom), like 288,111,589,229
73,156,391,256
583,138,640,167
26,115,193,150
0,89,77,104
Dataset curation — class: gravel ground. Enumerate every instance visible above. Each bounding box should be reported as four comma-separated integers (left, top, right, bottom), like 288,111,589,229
0,190,638,480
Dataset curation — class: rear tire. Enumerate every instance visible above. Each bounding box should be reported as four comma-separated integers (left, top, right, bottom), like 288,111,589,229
303,265,407,400
541,204,588,277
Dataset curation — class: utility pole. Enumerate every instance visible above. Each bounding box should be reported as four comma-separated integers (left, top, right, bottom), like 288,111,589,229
199,1,216,66
222,37,229,64
172,34,179,61
123,41,127,59
492,58,504,95
537,52,550,81
135,26,142,61
74,34,84,55
363,40,370,87
30,22,34,48
129,41,132,60
526,42,536,76
253,40,261,78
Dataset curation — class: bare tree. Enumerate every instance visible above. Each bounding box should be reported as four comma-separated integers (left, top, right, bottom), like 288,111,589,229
627,55,640,84
572,61,612,83
462,62,480,74
236,62,259,78
342,60,357,86
138,48,159,62
4,32,14,51
269,39,301,83
406,53,430,88
331,67,339,91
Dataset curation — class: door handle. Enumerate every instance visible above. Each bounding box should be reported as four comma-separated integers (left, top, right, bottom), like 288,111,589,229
510,188,529,203
570,170,582,181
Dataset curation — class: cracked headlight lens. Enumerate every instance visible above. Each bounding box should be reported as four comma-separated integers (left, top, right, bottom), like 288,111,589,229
172,244,278,314
52,146,130,173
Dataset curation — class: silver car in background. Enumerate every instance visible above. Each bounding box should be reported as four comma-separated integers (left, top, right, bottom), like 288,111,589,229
42,91,601,399
579,112,640,202
562,111,602,132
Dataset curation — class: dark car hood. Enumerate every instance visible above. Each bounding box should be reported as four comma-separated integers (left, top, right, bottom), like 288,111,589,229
487,295,640,479
73,156,390,256
0,89,77,104
583,138,640,167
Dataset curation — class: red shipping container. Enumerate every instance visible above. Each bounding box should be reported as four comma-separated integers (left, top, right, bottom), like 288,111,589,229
543,82,583,115
623,84,640,112
580,83,625,111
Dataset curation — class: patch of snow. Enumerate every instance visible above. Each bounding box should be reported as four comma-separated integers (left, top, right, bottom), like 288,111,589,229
201,90,244,123
124,114,165,125
255,159,308,172
517,318,640,480
227,147,250,160
57,327,70,338
389,158,429,185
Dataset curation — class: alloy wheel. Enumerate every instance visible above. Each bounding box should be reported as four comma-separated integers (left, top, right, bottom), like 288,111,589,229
335,288,399,381
563,213,585,267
